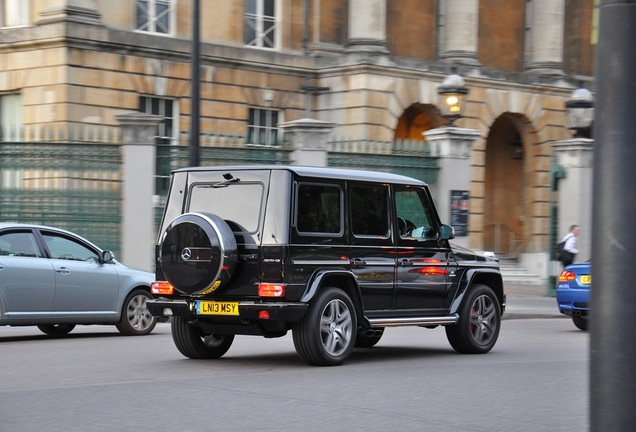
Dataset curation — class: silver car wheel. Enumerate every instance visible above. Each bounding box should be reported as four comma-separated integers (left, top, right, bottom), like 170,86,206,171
319,298,354,357
126,293,155,331
116,289,157,335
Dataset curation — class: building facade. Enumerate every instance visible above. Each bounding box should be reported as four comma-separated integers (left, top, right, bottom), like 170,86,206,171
0,0,596,268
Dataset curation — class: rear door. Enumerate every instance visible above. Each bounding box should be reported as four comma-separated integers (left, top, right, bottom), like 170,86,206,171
348,182,395,311
289,179,349,297
0,229,55,319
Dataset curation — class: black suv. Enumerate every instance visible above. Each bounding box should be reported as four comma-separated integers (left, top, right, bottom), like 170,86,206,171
147,166,505,366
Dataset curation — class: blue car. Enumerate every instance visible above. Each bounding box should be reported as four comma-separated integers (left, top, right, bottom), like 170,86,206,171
556,262,591,330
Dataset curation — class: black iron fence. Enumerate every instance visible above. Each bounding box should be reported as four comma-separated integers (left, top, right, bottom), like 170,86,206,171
2,127,439,257
0,130,123,255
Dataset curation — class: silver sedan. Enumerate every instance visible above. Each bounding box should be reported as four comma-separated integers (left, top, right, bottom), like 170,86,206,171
0,223,157,336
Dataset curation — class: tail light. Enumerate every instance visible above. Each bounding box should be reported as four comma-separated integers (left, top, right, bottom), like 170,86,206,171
151,281,174,295
559,271,576,282
258,283,286,298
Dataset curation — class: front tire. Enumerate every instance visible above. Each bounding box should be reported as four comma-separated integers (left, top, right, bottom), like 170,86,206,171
446,284,501,354
37,324,75,335
572,315,588,331
293,287,357,366
116,289,157,336
171,316,234,359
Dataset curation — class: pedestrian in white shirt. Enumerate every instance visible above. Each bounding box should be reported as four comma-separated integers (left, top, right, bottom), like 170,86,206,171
561,225,580,267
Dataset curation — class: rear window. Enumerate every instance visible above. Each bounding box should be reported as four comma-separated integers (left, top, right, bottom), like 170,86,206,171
188,182,264,233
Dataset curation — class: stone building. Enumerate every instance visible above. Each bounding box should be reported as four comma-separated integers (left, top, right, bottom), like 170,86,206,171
0,0,596,274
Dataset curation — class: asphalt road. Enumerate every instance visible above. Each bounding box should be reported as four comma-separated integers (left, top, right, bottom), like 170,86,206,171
0,312,587,432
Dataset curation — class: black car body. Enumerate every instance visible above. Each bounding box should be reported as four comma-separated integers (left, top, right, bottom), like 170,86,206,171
147,166,505,365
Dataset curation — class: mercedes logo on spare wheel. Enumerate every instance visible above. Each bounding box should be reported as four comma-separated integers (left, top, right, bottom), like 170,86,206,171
181,247,192,261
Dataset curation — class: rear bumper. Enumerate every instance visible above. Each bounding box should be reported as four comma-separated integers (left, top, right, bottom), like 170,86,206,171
146,298,309,322
556,286,590,316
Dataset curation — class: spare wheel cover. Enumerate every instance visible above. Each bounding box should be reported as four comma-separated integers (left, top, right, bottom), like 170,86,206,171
159,212,238,295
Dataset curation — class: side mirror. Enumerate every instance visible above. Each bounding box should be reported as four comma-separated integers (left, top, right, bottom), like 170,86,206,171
439,224,455,240
102,250,114,263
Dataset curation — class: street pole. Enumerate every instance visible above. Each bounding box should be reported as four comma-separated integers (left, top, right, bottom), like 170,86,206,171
189,0,201,166
591,0,636,430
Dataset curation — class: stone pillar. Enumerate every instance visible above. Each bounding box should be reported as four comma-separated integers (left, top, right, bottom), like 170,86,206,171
424,126,481,248
279,118,335,167
440,0,480,66
347,0,389,54
526,0,565,74
117,112,163,272
552,138,593,261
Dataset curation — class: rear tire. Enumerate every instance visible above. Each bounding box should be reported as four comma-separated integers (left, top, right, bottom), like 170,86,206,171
37,324,75,336
293,287,357,366
446,284,501,354
171,316,234,359
572,315,588,331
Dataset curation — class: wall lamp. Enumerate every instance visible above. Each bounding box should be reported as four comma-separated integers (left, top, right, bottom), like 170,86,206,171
438,69,469,126
565,86,594,137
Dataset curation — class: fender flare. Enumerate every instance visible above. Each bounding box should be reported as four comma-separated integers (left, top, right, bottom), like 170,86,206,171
299,268,365,320
448,268,505,315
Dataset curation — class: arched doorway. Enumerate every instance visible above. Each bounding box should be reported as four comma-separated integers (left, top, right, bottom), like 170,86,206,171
483,114,532,257
395,103,445,140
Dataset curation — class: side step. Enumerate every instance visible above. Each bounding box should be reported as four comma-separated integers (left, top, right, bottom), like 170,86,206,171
368,314,459,327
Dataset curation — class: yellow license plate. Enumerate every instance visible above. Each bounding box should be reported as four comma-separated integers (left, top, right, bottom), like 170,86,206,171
196,301,239,316
580,275,591,285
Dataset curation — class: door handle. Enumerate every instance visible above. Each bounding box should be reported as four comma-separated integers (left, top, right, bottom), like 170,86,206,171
55,267,70,275
351,258,366,268
399,259,413,266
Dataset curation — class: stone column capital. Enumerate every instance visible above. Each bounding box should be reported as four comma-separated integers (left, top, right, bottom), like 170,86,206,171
116,112,163,146
424,126,481,158
280,118,336,166
551,138,594,168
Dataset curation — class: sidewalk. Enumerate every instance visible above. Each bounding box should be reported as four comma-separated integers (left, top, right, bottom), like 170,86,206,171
502,282,563,320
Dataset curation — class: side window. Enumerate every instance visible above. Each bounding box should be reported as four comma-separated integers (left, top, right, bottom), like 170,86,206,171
0,231,41,257
295,183,342,235
395,187,438,240
139,96,178,195
1,0,29,27
247,108,281,146
350,184,389,237
244,0,279,49
135,0,174,35
1,93,23,141
42,233,100,262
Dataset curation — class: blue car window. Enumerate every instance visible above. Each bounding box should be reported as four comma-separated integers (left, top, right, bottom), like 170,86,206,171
43,233,100,262
0,232,42,258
